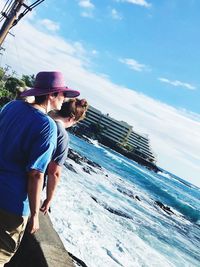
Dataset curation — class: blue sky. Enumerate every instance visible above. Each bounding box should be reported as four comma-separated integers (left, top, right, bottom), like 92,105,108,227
0,0,200,187
35,0,200,113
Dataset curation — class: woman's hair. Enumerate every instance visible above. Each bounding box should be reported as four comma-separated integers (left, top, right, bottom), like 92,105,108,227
53,98,88,122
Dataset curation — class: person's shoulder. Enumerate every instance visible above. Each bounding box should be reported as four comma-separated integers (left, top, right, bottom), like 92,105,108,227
1,100,25,114
2,99,20,108
38,115,57,132
48,116,57,130
55,121,67,137
55,121,65,131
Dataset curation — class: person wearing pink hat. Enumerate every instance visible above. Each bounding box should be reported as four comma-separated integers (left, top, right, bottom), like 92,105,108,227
0,71,80,265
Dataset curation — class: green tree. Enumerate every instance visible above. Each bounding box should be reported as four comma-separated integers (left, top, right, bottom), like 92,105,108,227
4,77,26,99
21,74,35,87
89,122,105,140
0,68,28,107
0,68,5,81
124,144,133,151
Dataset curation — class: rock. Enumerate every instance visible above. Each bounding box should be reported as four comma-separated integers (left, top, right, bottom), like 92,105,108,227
68,252,88,267
84,165,97,174
90,195,132,219
82,167,91,174
117,187,140,201
68,149,84,165
64,162,77,173
86,159,102,170
68,149,102,170
117,187,133,197
135,195,141,201
105,206,133,219
155,201,174,215
91,196,98,203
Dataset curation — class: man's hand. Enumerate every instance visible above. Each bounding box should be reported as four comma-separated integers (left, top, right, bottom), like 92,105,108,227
40,199,51,215
27,214,39,234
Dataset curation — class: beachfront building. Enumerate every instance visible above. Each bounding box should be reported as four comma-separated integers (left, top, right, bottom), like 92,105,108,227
80,106,132,144
127,131,156,162
78,105,156,163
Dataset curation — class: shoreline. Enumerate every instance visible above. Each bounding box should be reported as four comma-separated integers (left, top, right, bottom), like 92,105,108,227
72,133,161,173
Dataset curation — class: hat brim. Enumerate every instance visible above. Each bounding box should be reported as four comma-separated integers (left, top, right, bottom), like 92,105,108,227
20,87,80,98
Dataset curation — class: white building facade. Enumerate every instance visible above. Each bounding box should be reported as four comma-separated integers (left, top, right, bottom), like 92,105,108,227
79,105,156,162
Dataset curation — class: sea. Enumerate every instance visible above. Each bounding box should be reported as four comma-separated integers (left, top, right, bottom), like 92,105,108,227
48,134,200,267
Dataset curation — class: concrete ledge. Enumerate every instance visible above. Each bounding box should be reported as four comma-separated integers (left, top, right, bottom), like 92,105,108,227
5,213,75,267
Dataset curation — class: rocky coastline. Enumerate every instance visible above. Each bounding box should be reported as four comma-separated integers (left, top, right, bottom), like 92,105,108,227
73,133,161,173
66,148,177,220
60,148,178,267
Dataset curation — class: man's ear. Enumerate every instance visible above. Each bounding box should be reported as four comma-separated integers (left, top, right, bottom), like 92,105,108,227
49,93,57,99
48,94,58,102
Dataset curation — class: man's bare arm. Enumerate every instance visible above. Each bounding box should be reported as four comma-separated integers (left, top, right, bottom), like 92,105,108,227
40,161,61,215
27,169,44,234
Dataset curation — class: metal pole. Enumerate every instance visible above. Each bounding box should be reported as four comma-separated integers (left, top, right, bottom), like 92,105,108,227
0,0,25,47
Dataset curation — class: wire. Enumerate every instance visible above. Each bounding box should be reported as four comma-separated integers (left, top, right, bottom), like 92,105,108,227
0,0,14,22
1,0,13,13
21,0,45,16
10,0,45,28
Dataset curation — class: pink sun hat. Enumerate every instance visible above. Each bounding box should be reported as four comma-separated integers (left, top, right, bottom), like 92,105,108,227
21,71,80,98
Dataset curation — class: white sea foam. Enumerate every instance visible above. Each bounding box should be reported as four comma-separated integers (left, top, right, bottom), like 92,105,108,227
103,150,124,163
50,171,172,267
83,136,102,149
48,154,200,267
157,171,171,179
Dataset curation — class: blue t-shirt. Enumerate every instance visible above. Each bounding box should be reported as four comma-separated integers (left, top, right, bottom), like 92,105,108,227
51,121,69,166
0,100,57,216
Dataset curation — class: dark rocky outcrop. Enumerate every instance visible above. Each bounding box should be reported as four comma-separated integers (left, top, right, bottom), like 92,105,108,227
67,149,84,165
68,252,88,267
135,195,141,201
82,166,91,174
117,187,141,201
155,201,174,215
67,149,102,170
91,196,133,220
64,162,77,173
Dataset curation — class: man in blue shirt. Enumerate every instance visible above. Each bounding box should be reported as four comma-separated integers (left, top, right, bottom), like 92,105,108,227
0,71,80,265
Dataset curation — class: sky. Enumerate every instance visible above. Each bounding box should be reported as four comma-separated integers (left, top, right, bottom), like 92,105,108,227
0,0,200,187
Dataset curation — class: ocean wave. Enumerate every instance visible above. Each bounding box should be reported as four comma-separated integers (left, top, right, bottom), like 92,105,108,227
156,190,200,223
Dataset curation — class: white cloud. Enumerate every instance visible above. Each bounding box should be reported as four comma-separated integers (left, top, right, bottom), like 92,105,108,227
117,0,151,8
78,0,94,9
80,11,94,18
111,9,123,20
78,0,95,18
91,49,98,55
2,21,200,188
39,19,60,32
119,58,150,72
158,77,196,90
